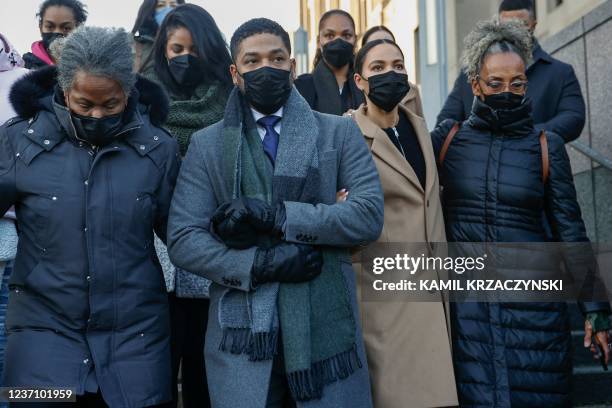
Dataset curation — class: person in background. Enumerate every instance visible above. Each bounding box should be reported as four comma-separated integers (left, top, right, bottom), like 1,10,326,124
432,21,609,407
1,26,179,407
23,0,87,70
348,39,458,408
147,4,233,407
360,25,426,119
132,0,186,75
167,17,382,408
436,0,585,143
295,9,364,115
0,33,27,379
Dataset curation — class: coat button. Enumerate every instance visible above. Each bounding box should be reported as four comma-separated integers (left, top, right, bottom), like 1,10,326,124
83,358,89,364
153,136,159,141
139,145,146,150
84,180,88,186
43,140,50,145
27,129,34,134
86,275,91,281
52,196,57,201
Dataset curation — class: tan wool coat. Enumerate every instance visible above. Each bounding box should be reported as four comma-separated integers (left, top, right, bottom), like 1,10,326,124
351,104,458,408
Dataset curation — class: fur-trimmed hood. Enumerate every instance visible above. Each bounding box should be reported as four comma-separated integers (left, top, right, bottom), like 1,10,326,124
9,65,169,126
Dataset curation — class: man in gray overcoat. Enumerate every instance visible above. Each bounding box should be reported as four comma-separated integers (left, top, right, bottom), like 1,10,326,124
167,18,384,408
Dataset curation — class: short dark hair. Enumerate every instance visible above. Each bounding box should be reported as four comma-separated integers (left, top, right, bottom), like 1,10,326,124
152,4,233,93
230,18,291,61
354,39,405,76
499,0,536,19
37,0,88,26
361,25,396,47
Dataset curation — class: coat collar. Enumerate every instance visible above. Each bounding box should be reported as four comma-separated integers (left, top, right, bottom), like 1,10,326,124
311,61,364,115
402,81,420,105
10,66,168,155
352,104,435,196
9,65,169,126
530,41,553,66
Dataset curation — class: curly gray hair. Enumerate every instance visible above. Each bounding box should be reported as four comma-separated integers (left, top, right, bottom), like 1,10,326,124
57,26,135,93
461,20,533,81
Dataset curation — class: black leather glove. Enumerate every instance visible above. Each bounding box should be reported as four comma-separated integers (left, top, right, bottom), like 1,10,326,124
211,198,286,248
252,243,323,285
211,202,259,249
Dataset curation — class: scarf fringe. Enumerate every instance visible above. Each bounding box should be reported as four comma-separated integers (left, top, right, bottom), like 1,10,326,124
219,328,279,361
286,343,362,402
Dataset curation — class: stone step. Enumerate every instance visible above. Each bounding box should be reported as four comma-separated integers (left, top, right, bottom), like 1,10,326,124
572,370,612,406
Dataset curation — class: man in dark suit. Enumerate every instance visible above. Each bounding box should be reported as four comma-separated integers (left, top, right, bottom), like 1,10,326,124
436,0,586,143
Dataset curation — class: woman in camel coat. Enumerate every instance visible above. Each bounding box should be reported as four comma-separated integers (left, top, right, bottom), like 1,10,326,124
349,39,457,407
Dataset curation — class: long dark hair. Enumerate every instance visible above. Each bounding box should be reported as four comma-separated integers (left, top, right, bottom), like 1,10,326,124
131,0,186,35
151,4,232,94
312,9,356,70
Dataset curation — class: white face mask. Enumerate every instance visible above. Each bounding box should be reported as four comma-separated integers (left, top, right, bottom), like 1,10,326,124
0,34,24,72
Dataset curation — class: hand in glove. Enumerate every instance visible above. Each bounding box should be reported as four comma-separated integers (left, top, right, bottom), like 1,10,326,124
252,242,323,285
211,198,286,249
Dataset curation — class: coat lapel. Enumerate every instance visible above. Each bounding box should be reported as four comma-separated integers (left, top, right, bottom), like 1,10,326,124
399,105,438,199
353,106,424,193
312,62,343,115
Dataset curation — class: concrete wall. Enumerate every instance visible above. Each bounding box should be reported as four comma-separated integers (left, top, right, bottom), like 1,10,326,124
540,0,612,242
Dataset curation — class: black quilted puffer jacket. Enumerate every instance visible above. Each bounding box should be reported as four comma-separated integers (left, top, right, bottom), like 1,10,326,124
432,97,610,408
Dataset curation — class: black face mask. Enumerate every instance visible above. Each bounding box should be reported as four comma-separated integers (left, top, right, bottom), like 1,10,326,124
72,112,124,147
168,54,203,87
240,66,293,115
365,71,410,112
482,91,525,111
41,32,65,51
322,38,354,68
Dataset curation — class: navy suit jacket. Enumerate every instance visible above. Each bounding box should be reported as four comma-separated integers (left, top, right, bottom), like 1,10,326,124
436,43,586,143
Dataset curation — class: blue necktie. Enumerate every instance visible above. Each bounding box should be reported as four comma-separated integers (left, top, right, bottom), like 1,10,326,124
257,115,281,165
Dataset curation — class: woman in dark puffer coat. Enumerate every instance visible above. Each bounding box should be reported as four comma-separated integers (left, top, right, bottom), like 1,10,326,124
432,21,610,407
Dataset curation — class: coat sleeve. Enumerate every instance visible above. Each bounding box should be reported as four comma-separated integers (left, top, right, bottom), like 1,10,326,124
534,65,586,143
283,119,384,247
167,131,256,292
153,138,181,243
436,72,469,126
0,126,17,217
544,133,610,313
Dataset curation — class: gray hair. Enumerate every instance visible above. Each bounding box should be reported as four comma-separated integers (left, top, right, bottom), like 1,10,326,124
57,26,136,93
461,20,533,81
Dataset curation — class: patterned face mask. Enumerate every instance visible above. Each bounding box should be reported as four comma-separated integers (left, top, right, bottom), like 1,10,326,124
0,34,24,72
